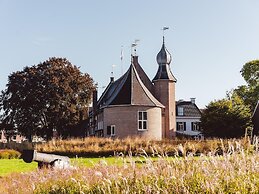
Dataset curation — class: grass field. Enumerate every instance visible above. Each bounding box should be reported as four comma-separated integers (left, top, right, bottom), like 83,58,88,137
0,159,37,176
1,138,258,193
1,151,259,193
0,156,142,176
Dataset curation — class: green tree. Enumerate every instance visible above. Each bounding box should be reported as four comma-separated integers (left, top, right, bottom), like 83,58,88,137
234,60,259,111
0,57,96,141
201,94,251,138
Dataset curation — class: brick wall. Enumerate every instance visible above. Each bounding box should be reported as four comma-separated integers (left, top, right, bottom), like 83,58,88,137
103,105,162,140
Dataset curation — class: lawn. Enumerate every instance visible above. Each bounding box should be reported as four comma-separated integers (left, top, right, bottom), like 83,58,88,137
0,159,38,176
0,156,141,176
71,156,125,167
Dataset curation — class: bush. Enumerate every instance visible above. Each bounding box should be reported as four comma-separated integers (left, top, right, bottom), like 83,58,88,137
0,149,21,159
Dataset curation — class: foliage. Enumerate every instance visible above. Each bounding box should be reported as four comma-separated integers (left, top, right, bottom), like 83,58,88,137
234,60,259,111
0,57,96,140
241,60,259,87
201,95,251,138
1,140,259,193
0,149,21,159
202,60,258,138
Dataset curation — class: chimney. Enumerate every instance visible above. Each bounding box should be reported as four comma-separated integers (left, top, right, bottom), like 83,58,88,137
190,98,196,104
93,90,98,112
110,77,114,82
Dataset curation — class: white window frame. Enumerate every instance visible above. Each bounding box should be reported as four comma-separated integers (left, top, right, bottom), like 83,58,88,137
111,125,115,136
98,121,104,130
138,111,148,131
178,107,184,116
177,122,186,131
107,125,116,136
192,122,200,131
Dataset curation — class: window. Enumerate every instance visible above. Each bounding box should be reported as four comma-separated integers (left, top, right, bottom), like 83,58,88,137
111,125,115,136
177,122,186,131
107,125,115,136
89,128,94,135
138,111,147,130
178,107,184,116
98,121,103,130
192,122,201,131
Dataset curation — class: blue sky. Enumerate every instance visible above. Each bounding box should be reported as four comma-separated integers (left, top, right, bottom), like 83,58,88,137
1,1,259,108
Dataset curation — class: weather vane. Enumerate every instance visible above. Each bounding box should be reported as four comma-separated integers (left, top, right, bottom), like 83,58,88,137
120,45,124,75
161,27,169,43
111,64,116,77
131,39,140,56
162,26,169,36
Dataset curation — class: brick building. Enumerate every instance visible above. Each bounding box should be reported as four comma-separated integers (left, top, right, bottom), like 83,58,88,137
89,37,177,140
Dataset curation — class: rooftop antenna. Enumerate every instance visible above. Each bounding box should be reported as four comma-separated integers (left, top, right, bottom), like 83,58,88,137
96,82,106,94
131,39,140,63
111,64,116,76
120,45,124,75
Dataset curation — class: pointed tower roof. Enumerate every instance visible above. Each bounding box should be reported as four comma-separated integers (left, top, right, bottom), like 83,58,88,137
153,36,177,82
132,56,155,95
97,56,164,108
156,36,172,65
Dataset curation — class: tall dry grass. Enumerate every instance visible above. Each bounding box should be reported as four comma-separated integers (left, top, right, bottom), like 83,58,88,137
35,137,253,157
1,139,259,193
0,149,21,159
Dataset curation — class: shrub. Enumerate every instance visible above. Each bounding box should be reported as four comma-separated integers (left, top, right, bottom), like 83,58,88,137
0,149,21,159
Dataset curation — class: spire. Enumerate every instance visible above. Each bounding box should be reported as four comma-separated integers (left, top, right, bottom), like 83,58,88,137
153,36,176,82
156,36,172,65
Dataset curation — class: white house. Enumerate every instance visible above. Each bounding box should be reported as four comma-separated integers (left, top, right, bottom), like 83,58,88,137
176,98,203,138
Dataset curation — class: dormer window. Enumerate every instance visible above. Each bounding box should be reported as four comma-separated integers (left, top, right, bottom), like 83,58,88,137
178,107,184,116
